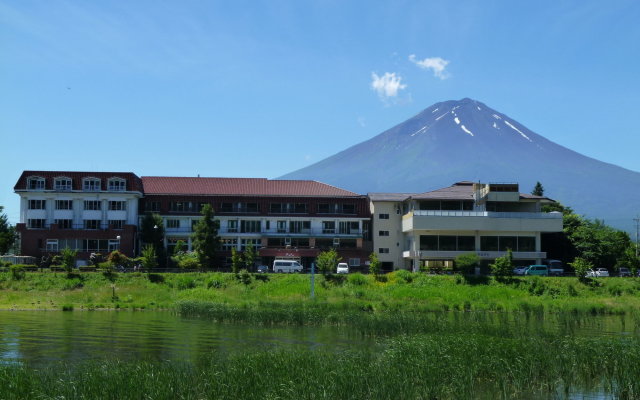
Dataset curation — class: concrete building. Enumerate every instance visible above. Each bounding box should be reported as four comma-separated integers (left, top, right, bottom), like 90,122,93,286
369,182,563,271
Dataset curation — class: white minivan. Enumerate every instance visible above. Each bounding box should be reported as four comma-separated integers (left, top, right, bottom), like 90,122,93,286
272,260,303,273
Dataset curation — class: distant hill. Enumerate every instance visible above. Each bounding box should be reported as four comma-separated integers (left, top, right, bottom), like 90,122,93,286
280,98,640,233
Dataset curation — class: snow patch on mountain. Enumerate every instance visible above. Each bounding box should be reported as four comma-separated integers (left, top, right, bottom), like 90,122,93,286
435,112,448,121
504,120,532,142
492,114,502,120
461,125,474,136
454,117,460,125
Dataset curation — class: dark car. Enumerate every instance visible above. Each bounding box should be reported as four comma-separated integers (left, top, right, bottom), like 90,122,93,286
257,265,269,273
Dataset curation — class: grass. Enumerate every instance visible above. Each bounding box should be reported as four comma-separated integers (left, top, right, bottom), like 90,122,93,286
2,333,639,399
2,270,640,316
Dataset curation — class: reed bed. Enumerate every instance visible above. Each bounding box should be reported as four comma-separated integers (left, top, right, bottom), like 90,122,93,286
2,333,639,399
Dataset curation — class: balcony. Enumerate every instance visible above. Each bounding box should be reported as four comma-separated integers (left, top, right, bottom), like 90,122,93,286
403,211,562,233
403,250,547,260
164,227,364,237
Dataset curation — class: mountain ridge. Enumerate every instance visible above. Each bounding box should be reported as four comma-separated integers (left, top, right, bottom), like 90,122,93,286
280,98,640,232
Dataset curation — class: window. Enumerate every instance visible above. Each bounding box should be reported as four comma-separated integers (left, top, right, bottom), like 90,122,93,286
276,220,287,233
457,236,475,251
55,200,73,210
54,178,72,191
420,235,475,251
220,203,233,212
108,240,120,252
227,220,238,233
28,200,46,209
289,220,310,233
146,201,160,212
219,202,257,213
379,213,390,220
378,248,390,254
342,204,356,214
108,201,127,211
240,220,261,233
518,237,536,252
108,178,126,191
420,235,438,251
240,238,260,251
83,178,101,191
378,230,390,237
84,220,101,230
108,220,125,229
339,221,359,234
27,177,45,190
221,238,238,250
167,219,180,229
318,204,331,214
28,219,46,229
322,221,335,234
439,236,457,251
348,258,361,267
46,239,58,252
84,200,101,211
55,219,73,229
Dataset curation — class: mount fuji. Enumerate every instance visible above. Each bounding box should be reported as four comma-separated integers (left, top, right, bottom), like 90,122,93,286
280,98,640,232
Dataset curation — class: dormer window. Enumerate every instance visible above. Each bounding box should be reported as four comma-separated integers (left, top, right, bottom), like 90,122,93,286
108,178,126,192
27,176,45,190
54,177,72,191
83,178,101,192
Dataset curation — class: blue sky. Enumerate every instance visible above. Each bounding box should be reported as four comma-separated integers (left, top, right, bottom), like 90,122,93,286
2,1,640,223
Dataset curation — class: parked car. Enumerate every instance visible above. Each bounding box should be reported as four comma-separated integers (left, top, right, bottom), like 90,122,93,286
595,268,609,277
525,265,549,276
547,260,564,276
585,269,596,278
513,266,528,276
619,267,631,277
336,263,349,274
256,265,269,273
272,260,303,273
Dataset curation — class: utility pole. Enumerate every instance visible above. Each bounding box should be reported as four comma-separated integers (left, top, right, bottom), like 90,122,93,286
634,216,640,257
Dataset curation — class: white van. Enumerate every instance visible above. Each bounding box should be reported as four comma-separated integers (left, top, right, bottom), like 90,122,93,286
336,263,349,274
272,260,303,273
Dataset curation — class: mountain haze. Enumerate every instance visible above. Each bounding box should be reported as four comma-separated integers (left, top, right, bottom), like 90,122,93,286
280,98,640,232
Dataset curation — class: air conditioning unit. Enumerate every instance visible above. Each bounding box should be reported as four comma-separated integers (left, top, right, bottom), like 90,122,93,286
333,238,340,246
285,237,292,245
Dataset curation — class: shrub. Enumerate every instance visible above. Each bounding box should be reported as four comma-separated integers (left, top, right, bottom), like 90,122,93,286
62,278,83,290
347,273,367,286
175,276,197,290
9,264,25,280
61,304,74,311
368,252,381,275
490,249,514,280
394,269,414,283
206,276,227,289
148,273,165,283
571,257,594,283
236,269,252,286
60,247,77,274
455,253,480,275
316,248,341,276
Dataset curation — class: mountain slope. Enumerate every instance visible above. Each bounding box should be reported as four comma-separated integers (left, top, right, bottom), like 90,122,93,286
280,98,640,232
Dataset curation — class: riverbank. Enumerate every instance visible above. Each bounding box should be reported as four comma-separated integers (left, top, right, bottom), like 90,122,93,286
2,270,640,316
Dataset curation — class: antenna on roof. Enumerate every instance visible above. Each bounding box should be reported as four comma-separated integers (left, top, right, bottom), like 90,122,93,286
197,174,200,178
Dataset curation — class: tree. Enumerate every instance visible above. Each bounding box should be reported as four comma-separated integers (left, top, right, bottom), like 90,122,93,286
192,204,220,269
570,257,593,283
231,248,242,274
316,248,340,276
368,252,381,276
140,244,158,273
243,243,256,271
491,249,514,280
455,252,480,275
60,246,77,275
531,181,544,196
0,206,16,255
108,250,129,270
140,213,166,267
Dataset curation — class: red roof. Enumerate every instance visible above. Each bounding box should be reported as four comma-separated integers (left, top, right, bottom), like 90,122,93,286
14,171,143,192
141,176,361,197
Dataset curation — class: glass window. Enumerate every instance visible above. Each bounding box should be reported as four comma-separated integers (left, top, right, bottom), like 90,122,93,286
84,201,101,211
276,220,287,233
46,239,58,252
27,219,46,229
108,201,126,211
55,200,73,210
379,213,389,219
84,220,101,230
518,237,536,252
317,204,330,214
439,236,457,251
221,238,238,250
167,219,180,229
55,219,73,229
480,236,499,251
342,204,356,214
419,201,440,211
83,178,101,191
457,236,476,251
28,200,46,209
227,220,238,233
349,258,360,266
322,221,335,234
146,201,160,212
27,177,45,190
420,235,438,251
499,236,517,251
289,220,310,233
378,248,389,254
109,220,125,229
54,178,72,191
441,201,461,211
378,230,390,236
240,220,261,233
108,178,126,191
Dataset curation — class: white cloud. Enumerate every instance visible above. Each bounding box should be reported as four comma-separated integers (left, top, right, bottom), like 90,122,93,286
370,72,407,99
357,116,366,127
408,54,450,79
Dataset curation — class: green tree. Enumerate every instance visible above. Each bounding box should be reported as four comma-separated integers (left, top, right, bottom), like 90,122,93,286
192,204,220,269
570,257,593,283
173,240,186,255
243,244,256,271
140,244,158,273
531,181,544,196
60,246,77,275
0,206,16,255
455,252,480,275
491,249,514,280
316,248,340,276
368,252,381,275
108,250,129,270
231,248,242,274
140,213,166,267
